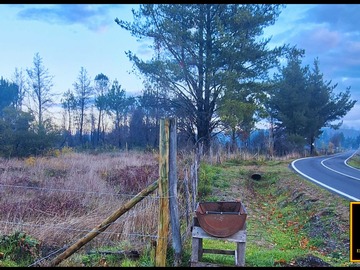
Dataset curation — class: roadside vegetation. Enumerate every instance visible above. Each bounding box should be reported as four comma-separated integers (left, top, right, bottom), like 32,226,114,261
1,149,358,267
192,156,352,267
348,151,360,169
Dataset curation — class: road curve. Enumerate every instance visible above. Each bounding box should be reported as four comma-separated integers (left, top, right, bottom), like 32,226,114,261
290,150,360,201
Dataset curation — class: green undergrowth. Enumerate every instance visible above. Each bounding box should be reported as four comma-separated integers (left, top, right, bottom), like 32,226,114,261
0,232,40,267
194,157,352,267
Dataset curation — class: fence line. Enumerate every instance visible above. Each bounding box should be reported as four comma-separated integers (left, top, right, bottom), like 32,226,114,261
0,127,199,266
0,205,190,239
0,220,160,238
28,246,68,267
1,193,194,266
0,182,184,199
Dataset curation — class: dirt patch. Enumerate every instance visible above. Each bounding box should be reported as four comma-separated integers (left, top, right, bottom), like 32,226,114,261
282,254,332,267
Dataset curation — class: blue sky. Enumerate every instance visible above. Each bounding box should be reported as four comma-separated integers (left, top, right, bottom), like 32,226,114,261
1,4,360,130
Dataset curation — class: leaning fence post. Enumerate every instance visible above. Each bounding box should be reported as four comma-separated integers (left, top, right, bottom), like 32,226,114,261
155,118,170,266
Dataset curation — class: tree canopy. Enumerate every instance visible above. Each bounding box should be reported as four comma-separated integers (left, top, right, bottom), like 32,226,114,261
269,50,356,155
0,77,18,114
115,4,288,152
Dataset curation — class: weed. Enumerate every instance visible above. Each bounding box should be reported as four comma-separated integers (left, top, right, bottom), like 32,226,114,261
0,232,40,267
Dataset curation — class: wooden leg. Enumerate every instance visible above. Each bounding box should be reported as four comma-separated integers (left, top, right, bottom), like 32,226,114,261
191,237,203,262
236,242,246,266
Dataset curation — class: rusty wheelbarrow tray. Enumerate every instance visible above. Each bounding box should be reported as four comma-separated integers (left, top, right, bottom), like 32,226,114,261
195,201,247,238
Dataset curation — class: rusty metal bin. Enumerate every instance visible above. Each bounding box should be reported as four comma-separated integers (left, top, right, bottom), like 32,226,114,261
195,201,247,238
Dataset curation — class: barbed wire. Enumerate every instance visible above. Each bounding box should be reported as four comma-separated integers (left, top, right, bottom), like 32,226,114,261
28,245,68,267
0,179,188,199
1,215,189,236
1,170,195,266
0,200,190,238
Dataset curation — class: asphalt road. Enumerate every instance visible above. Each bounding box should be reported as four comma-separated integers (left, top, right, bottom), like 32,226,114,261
290,150,360,201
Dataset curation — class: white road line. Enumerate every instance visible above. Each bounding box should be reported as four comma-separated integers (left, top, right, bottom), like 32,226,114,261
320,152,360,181
291,157,360,201
344,150,360,170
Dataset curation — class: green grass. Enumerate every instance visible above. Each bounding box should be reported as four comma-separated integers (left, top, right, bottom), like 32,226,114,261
190,156,352,267
0,232,40,267
347,152,360,169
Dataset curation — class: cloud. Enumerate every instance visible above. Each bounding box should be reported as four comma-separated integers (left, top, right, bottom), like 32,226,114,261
276,5,360,94
301,4,360,34
16,4,124,32
294,27,341,55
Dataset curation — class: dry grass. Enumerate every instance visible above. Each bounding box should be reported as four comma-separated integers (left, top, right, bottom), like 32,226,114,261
0,151,161,253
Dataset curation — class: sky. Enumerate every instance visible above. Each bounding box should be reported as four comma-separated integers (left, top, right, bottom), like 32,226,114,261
1,4,360,130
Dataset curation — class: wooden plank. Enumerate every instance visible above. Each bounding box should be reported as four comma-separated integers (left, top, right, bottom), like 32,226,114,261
155,119,170,267
203,249,235,255
190,261,236,267
192,226,246,242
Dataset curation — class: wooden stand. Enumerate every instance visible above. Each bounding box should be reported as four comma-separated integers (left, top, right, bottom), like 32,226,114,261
191,217,246,267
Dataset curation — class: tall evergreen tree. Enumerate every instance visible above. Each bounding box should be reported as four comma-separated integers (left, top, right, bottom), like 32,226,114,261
115,4,288,152
270,48,309,153
305,58,356,154
269,51,356,155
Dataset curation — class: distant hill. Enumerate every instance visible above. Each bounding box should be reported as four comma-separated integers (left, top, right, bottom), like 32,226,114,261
319,127,360,139
213,126,360,150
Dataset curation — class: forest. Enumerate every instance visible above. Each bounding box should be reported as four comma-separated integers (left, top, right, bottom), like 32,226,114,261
0,4,358,158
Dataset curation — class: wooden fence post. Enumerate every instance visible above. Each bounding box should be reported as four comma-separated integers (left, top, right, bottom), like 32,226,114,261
155,118,170,266
169,118,182,266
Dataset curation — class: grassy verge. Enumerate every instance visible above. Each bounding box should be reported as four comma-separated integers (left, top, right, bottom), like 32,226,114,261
189,157,352,267
347,151,360,169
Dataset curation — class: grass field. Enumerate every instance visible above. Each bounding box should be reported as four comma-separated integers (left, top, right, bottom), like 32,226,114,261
0,149,357,267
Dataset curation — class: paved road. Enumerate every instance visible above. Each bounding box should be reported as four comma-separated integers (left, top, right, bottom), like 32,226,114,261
290,150,360,201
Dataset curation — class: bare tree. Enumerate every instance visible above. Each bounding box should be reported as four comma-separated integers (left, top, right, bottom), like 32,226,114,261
61,89,77,133
26,52,54,129
73,67,93,143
